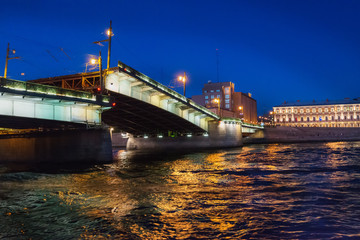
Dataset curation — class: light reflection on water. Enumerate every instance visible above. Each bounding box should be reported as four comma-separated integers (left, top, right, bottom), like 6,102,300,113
1,142,360,239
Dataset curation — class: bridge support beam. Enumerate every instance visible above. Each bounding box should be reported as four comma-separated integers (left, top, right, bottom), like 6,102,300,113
0,129,112,163
126,120,242,151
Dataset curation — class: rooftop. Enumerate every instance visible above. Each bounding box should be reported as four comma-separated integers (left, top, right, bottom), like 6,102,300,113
274,98,360,107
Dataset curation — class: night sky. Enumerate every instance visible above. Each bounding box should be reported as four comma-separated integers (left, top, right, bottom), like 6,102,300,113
1,0,360,115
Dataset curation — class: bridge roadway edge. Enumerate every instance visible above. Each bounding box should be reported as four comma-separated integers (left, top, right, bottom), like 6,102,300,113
126,120,243,151
0,129,112,163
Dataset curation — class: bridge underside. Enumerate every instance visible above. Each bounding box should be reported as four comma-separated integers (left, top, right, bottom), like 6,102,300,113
102,92,207,136
0,115,87,130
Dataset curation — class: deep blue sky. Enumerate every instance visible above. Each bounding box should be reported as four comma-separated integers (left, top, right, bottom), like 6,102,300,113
1,0,360,114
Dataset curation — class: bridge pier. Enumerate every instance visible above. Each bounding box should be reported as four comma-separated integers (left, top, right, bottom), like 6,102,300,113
0,129,112,163
126,120,242,151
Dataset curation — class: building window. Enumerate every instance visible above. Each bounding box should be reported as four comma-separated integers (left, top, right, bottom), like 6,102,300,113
325,108,328,112
225,94,229,99
313,117,316,121
204,90,207,93
211,95,214,99
225,99,230,103
216,89,220,92
331,108,334,112
210,90,214,92
205,96,208,99
307,117,310,121
205,100,209,104
225,104,230,108
225,87,230,94
312,108,316,113
337,107,341,112
357,106,359,111
300,109,304,113
217,95,220,98
319,108,322,113
295,109,298,114
301,117,304,122
306,109,310,113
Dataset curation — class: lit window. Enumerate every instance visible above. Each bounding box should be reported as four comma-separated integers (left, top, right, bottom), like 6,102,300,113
216,89,220,92
300,109,304,113
211,95,214,99
225,104,230,108
211,90,214,92
204,90,207,93
205,96,208,99
306,109,310,113
312,108,316,113
225,99,230,103
225,87,230,93
205,100,209,104
225,94,229,99
217,95,220,98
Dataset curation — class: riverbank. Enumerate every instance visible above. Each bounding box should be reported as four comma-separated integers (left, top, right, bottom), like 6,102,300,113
244,126,360,144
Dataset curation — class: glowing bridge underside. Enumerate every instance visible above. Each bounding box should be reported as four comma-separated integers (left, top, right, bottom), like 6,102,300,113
102,61,220,135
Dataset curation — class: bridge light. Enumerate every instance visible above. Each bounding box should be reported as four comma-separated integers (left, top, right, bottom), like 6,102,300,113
112,102,116,107
97,87,101,92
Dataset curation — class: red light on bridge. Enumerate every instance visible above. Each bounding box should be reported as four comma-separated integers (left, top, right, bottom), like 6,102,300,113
97,87,101,91
112,102,116,107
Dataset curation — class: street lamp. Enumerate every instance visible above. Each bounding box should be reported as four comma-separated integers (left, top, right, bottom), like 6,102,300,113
85,51,103,94
3,43,20,78
178,72,187,96
93,20,113,70
214,98,220,117
239,106,244,120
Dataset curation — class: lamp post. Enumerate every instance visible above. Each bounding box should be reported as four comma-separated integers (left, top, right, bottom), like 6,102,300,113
239,106,243,120
4,43,20,78
214,98,220,117
270,111,274,126
178,72,187,96
93,21,113,70
87,52,103,94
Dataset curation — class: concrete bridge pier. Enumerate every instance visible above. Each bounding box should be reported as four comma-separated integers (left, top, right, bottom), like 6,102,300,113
126,120,242,151
0,129,113,163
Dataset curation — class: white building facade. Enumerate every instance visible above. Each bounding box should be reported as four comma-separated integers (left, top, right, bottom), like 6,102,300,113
273,99,360,127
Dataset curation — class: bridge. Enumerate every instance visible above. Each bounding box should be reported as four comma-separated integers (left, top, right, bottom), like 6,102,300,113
6,60,263,152
30,61,262,139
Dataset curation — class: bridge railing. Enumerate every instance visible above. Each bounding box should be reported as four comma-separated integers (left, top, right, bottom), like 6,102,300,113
118,61,220,120
0,78,111,103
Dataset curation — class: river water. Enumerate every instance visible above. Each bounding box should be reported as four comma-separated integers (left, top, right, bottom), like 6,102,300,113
1,142,360,239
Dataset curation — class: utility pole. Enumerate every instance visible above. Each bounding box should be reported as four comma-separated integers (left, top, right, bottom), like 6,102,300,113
107,20,112,69
99,50,103,94
93,20,113,70
4,43,20,78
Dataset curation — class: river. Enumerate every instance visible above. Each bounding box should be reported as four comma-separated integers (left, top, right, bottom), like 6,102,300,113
1,142,360,239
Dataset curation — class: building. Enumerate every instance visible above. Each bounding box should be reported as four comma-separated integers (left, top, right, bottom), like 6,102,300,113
192,81,257,123
273,98,360,127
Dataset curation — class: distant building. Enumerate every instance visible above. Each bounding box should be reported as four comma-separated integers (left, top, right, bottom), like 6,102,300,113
192,81,257,123
273,98,360,127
